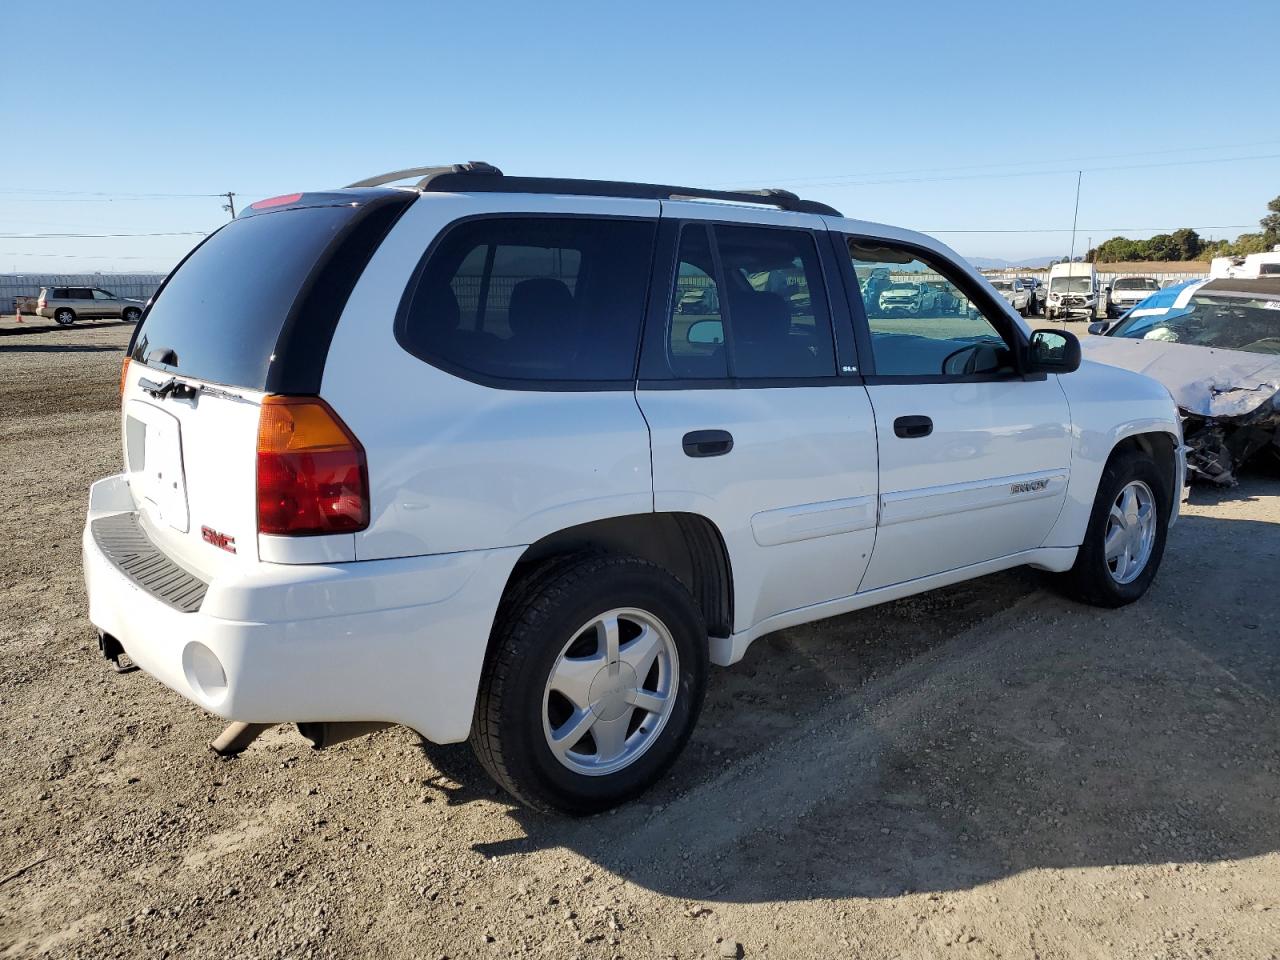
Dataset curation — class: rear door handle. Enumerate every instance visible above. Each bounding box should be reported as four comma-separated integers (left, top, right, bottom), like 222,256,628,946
893,415,933,439
682,429,734,458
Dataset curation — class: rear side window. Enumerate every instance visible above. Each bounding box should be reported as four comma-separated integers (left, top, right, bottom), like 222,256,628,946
398,217,657,385
644,222,837,381
130,205,372,389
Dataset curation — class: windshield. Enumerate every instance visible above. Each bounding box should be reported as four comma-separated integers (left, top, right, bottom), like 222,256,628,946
1113,278,1160,292
991,280,1013,291
1109,294,1280,354
1051,277,1093,294
885,284,917,293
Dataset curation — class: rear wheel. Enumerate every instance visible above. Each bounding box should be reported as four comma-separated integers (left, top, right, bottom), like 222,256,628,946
54,308,75,325
122,307,142,323
470,554,708,814
1057,448,1169,607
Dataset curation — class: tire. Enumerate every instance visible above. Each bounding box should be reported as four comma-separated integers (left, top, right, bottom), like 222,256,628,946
54,308,76,325
122,307,142,323
1057,448,1170,608
470,554,709,815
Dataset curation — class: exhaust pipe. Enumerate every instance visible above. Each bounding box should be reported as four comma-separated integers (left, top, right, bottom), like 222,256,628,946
210,721,274,756
296,721,392,750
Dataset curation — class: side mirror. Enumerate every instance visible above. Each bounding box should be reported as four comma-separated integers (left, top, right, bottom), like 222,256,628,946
686,319,724,345
1087,320,1111,335
1026,328,1081,374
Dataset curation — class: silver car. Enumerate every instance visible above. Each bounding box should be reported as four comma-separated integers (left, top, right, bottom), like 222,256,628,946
36,286,145,325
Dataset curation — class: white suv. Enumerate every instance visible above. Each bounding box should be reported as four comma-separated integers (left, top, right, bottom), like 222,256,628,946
84,163,1184,814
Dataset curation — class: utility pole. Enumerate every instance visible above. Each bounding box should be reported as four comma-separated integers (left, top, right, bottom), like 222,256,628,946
1065,171,1083,327
1067,171,1082,264
222,192,237,219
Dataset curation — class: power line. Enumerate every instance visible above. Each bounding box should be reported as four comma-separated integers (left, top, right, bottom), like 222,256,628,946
1,252,166,260
722,139,1280,188
777,153,1280,190
0,231,208,239
924,224,1256,234
0,188,224,198
2,197,226,204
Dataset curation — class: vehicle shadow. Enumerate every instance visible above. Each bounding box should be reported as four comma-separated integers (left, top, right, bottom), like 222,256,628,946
416,511,1280,903
0,343,125,354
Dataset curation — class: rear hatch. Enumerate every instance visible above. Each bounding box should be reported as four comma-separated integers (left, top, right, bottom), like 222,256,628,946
119,190,412,576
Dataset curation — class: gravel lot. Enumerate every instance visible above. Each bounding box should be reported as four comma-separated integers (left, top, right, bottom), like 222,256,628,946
2,325,1278,960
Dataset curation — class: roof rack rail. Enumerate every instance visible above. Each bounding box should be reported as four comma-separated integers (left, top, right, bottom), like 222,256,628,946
345,162,841,217
345,161,502,189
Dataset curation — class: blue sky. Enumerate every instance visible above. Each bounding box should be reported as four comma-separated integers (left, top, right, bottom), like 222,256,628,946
3,0,1277,272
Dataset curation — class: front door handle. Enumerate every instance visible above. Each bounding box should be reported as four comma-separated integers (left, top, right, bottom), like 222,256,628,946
682,429,734,458
893,415,933,439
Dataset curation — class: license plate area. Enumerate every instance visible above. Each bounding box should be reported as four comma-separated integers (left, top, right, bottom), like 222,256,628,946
124,401,190,533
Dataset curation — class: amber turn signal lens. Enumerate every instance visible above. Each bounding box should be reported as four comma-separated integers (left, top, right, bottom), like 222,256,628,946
119,357,131,397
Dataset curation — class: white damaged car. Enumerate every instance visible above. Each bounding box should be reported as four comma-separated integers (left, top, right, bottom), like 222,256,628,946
1085,277,1280,484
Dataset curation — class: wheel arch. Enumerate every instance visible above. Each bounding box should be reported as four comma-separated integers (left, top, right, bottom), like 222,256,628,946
1043,420,1183,549
1107,428,1182,524
501,512,734,640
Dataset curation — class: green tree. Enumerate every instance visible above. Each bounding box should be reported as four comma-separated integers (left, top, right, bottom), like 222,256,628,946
1170,227,1202,261
1144,234,1178,261
1260,195,1280,247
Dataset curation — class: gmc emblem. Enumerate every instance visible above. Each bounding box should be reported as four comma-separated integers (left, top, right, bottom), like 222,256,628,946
201,526,237,554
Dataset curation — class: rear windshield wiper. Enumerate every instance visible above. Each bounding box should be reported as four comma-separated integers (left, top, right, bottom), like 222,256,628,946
137,376,200,401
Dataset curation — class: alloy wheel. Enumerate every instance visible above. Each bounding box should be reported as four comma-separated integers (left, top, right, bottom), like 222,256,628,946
541,607,679,777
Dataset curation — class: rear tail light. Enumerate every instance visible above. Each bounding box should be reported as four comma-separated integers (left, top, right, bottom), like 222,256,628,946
256,396,369,536
119,357,131,397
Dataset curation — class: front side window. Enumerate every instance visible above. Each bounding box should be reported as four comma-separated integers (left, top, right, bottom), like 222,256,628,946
850,239,1017,377
92,289,116,300
651,223,837,380
400,217,656,383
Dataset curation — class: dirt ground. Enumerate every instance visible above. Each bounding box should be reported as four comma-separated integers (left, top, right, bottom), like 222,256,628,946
1,325,1278,960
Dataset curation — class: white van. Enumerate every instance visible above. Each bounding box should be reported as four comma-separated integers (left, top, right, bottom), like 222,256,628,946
1045,262,1099,321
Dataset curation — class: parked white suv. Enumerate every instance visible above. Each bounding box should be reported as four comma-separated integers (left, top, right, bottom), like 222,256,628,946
989,278,1032,316
84,164,1185,813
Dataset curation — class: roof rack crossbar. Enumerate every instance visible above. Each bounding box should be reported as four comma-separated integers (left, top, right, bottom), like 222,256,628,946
345,163,842,217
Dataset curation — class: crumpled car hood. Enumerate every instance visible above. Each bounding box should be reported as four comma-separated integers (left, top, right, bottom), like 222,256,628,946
1080,336,1280,418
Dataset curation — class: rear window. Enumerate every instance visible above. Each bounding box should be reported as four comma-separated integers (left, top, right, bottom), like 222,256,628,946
129,205,364,389
397,217,657,385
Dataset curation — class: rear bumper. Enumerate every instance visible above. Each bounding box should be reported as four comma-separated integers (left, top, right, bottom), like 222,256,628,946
83,474,523,743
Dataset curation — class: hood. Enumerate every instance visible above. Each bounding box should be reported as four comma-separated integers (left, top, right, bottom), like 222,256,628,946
1080,335,1280,418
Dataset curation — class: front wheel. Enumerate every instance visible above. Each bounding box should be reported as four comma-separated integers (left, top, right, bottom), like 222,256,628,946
470,554,708,814
1057,448,1170,607
54,308,76,325
122,307,142,323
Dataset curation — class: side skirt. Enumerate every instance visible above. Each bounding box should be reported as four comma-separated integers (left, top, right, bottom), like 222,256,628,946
708,546,1078,666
